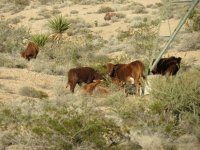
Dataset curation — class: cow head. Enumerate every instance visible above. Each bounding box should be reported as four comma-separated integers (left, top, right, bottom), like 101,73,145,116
110,64,122,77
105,63,115,76
176,57,182,64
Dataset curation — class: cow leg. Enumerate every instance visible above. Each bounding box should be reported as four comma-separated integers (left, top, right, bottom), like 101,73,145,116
70,82,76,93
135,80,140,96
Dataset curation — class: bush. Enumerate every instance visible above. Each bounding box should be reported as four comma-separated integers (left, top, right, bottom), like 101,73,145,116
177,32,200,51
0,21,30,53
48,15,70,33
132,5,148,14
32,34,48,47
67,18,92,36
150,70,200,135
115,13,126,19
38,0,64,5
6,0,30,6
192,15,200,31
70,10,79,14
0,99,125,149
97,6,114,13
0,54,27,69
130,23,158,59
117,29,133,41
20,86,48,99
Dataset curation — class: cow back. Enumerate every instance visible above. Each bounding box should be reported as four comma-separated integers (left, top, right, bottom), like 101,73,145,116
68,67,103,83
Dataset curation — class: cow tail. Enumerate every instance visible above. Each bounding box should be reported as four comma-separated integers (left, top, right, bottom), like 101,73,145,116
140,71,147,86
142,71,146,81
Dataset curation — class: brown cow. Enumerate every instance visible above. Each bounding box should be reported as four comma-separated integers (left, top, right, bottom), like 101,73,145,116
152,56,182,76
104,12,117,21
66,67,103,93
21,42,39,61
105,63,126,87
108,60,145,95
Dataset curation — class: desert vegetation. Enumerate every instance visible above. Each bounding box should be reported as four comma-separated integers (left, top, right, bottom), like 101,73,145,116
0,0,200,149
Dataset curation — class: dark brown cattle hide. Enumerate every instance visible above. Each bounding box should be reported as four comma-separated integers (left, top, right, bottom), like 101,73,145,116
21,42,39,61
152,56,182,76
66,67,103,93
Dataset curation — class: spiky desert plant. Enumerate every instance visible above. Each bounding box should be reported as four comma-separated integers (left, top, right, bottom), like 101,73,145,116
48,15,70,34
32,34,48,47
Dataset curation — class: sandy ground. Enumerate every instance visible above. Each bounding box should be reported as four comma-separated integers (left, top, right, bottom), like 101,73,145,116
0,67,64,102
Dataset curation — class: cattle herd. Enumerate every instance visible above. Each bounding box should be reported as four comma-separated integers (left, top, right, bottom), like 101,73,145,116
21,42,182,96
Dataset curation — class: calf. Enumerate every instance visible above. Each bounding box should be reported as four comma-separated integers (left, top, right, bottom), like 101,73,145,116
82,80,103,95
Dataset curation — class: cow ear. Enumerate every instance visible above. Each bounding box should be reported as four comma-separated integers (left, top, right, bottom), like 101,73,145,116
177,57,182,63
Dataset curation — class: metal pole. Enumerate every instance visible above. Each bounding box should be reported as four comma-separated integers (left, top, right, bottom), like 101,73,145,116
149,0,199,72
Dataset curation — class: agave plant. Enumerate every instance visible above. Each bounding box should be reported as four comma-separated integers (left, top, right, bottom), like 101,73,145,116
32,34,48,47
48,15,70,33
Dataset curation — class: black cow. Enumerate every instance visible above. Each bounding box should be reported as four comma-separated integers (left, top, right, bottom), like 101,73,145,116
152,56,182,76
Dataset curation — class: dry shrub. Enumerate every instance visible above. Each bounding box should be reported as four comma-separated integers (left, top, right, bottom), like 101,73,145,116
97,6,114,13
122,2,147,14
20,86,48,99
0,21,30,54
150,70,200,136
0,98,126,149
177,32,200,51
0,54,27,69
6,0,30,6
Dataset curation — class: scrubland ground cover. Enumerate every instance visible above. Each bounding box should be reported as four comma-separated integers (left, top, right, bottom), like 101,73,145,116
0,0,200,149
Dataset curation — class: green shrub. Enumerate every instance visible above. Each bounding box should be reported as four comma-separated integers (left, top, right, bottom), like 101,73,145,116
117,29,133,41
150,70,200,135
0,99,125,149
20,86,48,99
131,23,158,59
32,34,48,47
48,15,70,33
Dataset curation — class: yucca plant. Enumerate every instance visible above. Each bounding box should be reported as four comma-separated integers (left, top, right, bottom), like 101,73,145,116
32,34,48,47
48,15,70,34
